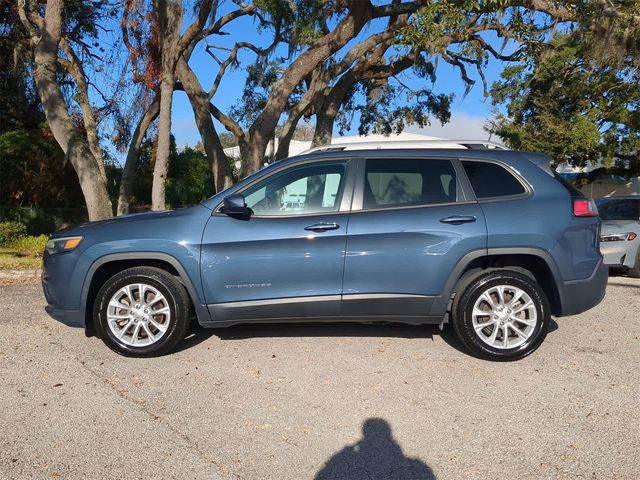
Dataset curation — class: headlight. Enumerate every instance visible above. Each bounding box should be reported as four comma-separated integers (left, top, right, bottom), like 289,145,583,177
45,236,83,254
600,232,637,242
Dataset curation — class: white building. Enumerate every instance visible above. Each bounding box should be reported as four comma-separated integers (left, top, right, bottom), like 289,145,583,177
222,132,447,159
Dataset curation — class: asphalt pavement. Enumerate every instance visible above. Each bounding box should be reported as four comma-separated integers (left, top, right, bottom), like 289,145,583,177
0,276,638,479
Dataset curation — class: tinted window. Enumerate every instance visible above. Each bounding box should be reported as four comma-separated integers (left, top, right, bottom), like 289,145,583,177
364,159,457,209
243,162,345,216
462,161,526,199
596,198,640,221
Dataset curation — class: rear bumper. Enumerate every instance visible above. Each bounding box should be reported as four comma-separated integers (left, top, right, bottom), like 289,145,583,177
44,305,85,328
557,259,608,317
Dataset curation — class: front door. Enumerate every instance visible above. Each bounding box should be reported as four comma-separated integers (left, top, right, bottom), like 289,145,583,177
201,160,352,322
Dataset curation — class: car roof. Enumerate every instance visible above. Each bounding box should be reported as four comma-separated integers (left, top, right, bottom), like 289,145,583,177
289,147,521,161
283,147,551,171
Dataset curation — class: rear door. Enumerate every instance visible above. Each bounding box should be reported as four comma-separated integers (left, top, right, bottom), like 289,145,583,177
341,157,487,319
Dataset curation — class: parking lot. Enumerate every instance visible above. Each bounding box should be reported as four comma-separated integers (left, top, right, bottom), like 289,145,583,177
0,276,638,480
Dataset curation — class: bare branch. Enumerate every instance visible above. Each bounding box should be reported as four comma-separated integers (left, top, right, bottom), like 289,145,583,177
206,45,240,100
121,1,145,84
441,51,475,88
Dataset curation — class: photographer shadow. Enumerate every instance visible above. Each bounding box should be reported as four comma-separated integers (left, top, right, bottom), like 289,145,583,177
315,418,436,480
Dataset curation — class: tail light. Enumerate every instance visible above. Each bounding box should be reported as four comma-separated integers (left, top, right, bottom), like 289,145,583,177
573,198,598,217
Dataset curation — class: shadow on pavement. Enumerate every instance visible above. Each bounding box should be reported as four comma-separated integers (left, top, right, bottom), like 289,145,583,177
213,321,438,340
607,280,640,289
315,418,436,480
175,317,559,355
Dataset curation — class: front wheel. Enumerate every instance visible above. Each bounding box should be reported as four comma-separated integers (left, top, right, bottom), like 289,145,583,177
451,270,550,361
94,266,191,357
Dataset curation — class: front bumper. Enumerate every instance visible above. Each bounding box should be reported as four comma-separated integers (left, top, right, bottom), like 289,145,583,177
42,248,86,328
557,259,608,317
44,305,85,328
600,243,626,267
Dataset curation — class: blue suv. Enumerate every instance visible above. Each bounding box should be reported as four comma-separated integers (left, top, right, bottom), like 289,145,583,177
42,147,608,360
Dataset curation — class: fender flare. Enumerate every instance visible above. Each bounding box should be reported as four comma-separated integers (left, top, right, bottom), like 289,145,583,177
80,252,211,326
430,247,564,317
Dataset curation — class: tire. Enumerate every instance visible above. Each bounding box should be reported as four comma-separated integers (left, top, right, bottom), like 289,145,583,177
93,266,191,357
626,249,640,278
451,270,550,361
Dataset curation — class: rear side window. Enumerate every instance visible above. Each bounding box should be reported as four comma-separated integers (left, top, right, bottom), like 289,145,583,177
364,159,457,209
462,161,526,199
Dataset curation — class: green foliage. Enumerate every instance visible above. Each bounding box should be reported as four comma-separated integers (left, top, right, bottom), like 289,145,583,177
0,222,27,245
490,34,640,168
5,235,49,257
401,2,480,53
255,0,332,45
337,72,452,138
166,145,214,208
0,125,85,209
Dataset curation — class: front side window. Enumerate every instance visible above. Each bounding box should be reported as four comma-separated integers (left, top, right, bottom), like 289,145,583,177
243,162,346,216
364,159,457,209
462,160,526,199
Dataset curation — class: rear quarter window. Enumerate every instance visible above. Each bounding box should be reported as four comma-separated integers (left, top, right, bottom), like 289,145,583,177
462,161,526,199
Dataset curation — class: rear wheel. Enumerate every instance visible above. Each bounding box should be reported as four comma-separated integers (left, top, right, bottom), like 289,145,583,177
94,267,191,357
452,270,550,360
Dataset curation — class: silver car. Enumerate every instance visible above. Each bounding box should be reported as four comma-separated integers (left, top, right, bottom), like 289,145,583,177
597,196,640,277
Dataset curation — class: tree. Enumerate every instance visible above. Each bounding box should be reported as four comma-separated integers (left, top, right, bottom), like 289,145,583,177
489,33,640,169
149,0,216,211
17,0,114,220
208,0,432,176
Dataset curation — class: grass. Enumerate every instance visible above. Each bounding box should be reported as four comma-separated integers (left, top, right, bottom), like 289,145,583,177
0,247,43,270
0,235,47,270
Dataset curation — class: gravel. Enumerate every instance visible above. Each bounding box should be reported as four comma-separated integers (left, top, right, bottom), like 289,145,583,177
0,276,638,479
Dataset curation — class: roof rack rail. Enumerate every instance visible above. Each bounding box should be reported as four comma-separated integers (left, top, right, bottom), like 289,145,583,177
298,139,507,155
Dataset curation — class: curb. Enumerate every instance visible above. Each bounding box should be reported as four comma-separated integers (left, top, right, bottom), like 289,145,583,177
0,269,42,279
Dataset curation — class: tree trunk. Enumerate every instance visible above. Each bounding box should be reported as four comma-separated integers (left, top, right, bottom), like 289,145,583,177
312,111,337,147
312,88,347,147
31,0,113,220
274,115,302,160
151,74,174,210
151,0,183,211
176,58,232,193
241,130,271,177
117,95,160,215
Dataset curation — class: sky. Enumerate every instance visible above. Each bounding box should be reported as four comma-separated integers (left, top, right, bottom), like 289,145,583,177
102,2,517,157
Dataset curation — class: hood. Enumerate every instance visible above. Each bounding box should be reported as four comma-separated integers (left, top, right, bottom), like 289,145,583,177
600,219,640,235
54,207,204,238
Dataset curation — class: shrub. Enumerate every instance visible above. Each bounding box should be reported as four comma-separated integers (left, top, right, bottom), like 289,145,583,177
6,235,49,257
0,221,27,245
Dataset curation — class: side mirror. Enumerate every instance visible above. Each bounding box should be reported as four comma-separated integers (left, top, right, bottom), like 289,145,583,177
221,193,251,218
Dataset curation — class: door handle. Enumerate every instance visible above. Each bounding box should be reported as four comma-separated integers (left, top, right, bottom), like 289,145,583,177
304,222,340,232
440,215,477,225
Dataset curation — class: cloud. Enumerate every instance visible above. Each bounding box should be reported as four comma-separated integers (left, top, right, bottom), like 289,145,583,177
406,111,493,141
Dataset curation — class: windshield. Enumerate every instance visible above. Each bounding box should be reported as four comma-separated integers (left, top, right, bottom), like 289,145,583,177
595,198,640,221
